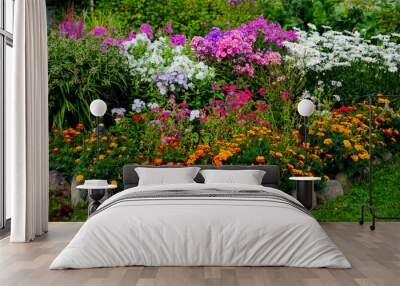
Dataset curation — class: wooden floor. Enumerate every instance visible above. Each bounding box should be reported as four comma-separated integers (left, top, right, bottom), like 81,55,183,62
0,222,399,286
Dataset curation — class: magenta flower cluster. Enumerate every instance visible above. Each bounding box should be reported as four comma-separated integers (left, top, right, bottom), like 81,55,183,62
190,16,297,77
59,19,84,40
60,19,188,51
170,34,187,46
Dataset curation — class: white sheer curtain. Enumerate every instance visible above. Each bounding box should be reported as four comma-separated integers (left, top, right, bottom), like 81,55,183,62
8,0,49,242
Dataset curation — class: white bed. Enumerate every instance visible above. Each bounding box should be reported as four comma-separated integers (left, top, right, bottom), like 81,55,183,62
50,182,351,269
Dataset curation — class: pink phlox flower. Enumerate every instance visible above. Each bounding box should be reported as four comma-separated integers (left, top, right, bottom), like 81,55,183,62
140,23,154,40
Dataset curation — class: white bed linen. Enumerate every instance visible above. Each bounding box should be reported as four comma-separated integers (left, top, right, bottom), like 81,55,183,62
50,183,351,269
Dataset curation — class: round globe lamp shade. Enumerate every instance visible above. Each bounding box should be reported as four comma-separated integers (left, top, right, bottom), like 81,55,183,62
90,99,107,117
297,99,315,117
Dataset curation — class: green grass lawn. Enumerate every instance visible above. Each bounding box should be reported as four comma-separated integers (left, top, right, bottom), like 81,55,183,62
312,158,400,222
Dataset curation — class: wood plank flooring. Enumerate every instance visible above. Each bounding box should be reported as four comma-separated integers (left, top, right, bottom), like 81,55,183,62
0,222,399,286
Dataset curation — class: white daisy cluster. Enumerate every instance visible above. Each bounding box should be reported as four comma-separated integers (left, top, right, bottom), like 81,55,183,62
284,25,400,73
123,34,214,96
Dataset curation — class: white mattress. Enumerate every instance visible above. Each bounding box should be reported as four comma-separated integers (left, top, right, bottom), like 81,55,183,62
50,183,351,269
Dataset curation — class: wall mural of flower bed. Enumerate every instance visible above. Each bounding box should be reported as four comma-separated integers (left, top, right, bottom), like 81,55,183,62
48,9,400,221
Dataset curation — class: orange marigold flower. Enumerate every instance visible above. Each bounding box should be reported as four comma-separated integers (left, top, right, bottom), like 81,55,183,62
354,144,364,151
286,163,294,171
378,98,390,104
343,140,352,148
98,154,106,160
325,154,333,159
255,156,265,164
297,154,305,160
351,155,359,161
76,175,84,183
358,152,370,160
298,160,305,167
285,148,296,156
195,150,205,157
76,123,85,130
154,158,163,165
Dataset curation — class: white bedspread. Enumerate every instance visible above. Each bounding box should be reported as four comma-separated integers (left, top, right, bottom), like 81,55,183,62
50,183,351,269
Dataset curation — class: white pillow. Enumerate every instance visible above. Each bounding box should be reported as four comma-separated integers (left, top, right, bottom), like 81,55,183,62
135,167,201,186
200,169,266,185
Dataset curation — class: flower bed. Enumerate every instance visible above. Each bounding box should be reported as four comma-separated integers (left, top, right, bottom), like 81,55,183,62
48,15,400,199
50,90,399,192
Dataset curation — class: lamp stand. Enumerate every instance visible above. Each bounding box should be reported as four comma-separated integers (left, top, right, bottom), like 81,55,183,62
96,116,100,156
359,94,400,230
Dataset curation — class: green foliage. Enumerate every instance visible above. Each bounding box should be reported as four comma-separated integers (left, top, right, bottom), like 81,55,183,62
94,0,262,37
260,0,400,37
48,35,132,129
312,156,400,221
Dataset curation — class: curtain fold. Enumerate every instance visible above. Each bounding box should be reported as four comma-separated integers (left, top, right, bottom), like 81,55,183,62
9,0,49,242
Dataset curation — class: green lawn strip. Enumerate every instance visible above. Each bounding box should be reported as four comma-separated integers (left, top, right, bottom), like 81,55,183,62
312,158,400,222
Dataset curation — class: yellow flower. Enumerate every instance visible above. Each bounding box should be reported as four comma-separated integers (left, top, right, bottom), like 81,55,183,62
378,98,390,104
107,149,113,155
75,146,83,152
354,144,364,151
291,169,303,176
323,138,333,145
75,158,80,164
351,155,359,161
110,142,118,148
111,180,118,186
118,155,123,160
343,140,352,149
316,132,325,137
98,154,106,160
121,146,127,152
76,175,84,183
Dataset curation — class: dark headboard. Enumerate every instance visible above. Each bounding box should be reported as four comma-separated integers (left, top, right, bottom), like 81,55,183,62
123,165,280,189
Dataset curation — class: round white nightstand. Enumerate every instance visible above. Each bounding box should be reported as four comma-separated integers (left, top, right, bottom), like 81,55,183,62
289,176,321,209
77,182,117,216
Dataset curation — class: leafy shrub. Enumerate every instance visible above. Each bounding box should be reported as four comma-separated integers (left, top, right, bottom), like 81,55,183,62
48,35,132,129
260,0,400,37
94,0,263,37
